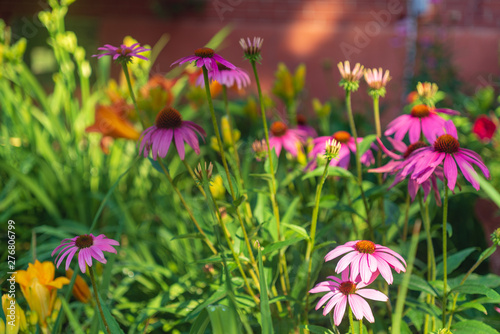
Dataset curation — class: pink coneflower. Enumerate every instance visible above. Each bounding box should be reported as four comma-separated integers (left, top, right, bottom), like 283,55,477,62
369,138,442,204
307,131,375,170
52,234,119,273
139,107,206,161
399,120,490,191
310,268,388,326
364,68,391,90
197,63,250,89
93,43,150,62
472,115,497,142
171,47,236,76
268,121,306,157
240,37,264,62
325,240,407,284
297,115,318,138
385,104,459,143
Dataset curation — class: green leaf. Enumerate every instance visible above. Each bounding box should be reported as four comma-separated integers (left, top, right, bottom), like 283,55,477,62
451,284,500,299
59,298,85,334
393,274,438,297
436,247,475,277
264,147,279,174
302,166,354,180
357,134,377,156
455,301,488,314
282,223,309,240
96,292,125,334
478,175,500,208
206,304,242,334
189,309,210,334
171,233,205,240
215,162,239,199
452,320,500,334
262,237,306,256
299,325,335,334
258,245,274,334
313,240,337,252
281,197,300,225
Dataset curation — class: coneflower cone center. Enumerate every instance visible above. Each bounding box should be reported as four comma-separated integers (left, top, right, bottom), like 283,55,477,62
434,134,460,153
355,240,376,254
404,141,427,158
271,121,288,137
194,47,214,58
333,130,351,143
411,104,431,118
296,114,307,125
155,107,183,129
75,235,93,249
339,281,357,295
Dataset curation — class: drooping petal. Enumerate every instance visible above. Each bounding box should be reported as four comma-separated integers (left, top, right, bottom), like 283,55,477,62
443,154,458,191
325,245,354,262
356,288,388,301
333,295,347,326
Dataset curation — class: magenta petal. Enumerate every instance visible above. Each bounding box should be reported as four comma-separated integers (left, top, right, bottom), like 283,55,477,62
333,296,347,326
349,294,365,320
325,245,354,262
357,288,388,302
174,129,186,160
65,248,78,271
444,154,457,191
78,252,87,273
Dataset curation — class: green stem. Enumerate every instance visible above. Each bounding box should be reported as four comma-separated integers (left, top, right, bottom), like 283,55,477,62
372,95,385,227
392,220,421,334
345,90,373,239
89,266,112,334
359,320,363,334
442,183,449,326
158,159,217,255
348,305,355,334
304,158,331,319
201,67,257,268
251,60,290,296
402,192,411,241
121,62,145,129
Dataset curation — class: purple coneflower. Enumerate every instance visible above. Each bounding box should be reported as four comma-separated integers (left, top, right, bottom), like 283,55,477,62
369,137,443,204
325,240,406,284
171,47,236,76
52,234,119,273
268,121,306,157
399,120,490,191
296,115,318,138
385,104,459,143
93,43,150,62
139,107,206,161
307,131,374,170
240,37,264,62
197,63,251,89
310,268,388,326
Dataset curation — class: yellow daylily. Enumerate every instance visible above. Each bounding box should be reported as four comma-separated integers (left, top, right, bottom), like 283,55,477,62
15,261,69,328
1,295,27,334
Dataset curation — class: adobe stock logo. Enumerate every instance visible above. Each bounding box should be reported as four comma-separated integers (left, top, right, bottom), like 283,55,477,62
340,0,403,58
213,0,243,21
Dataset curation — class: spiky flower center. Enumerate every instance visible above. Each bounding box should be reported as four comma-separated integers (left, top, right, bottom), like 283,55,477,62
411,104,431,118
355,240,376,254
194,47,214,58
296,115,307,125
333,131,351,143
155,107,183,129
75,235,93,249
403,141,427,158
339,281,357,295
116,48,132,56
270,121,288,137
434,134,460,153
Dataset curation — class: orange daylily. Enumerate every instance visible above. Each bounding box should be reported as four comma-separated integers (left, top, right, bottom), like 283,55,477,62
15,261,69,328
86,104,141,153
65,269,91,304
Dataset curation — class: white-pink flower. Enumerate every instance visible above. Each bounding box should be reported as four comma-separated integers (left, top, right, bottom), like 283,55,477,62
310,268,388,326
325,240,407,284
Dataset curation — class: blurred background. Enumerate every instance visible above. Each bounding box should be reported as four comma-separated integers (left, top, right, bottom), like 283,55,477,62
1,0,500,124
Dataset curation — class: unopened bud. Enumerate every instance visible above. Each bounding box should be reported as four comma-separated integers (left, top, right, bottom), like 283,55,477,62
252,139,268,161
325,138,341,160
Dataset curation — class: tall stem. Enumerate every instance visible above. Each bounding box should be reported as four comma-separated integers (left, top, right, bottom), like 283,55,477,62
345,90,373,239
182,160,206,198
304,158,331,319
121,63,146,129
89,266,112,334
442,183,449,325
201,67,257,267
158,159,217,255
348,305,355,334
372,95,385,227
251,60,290,296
